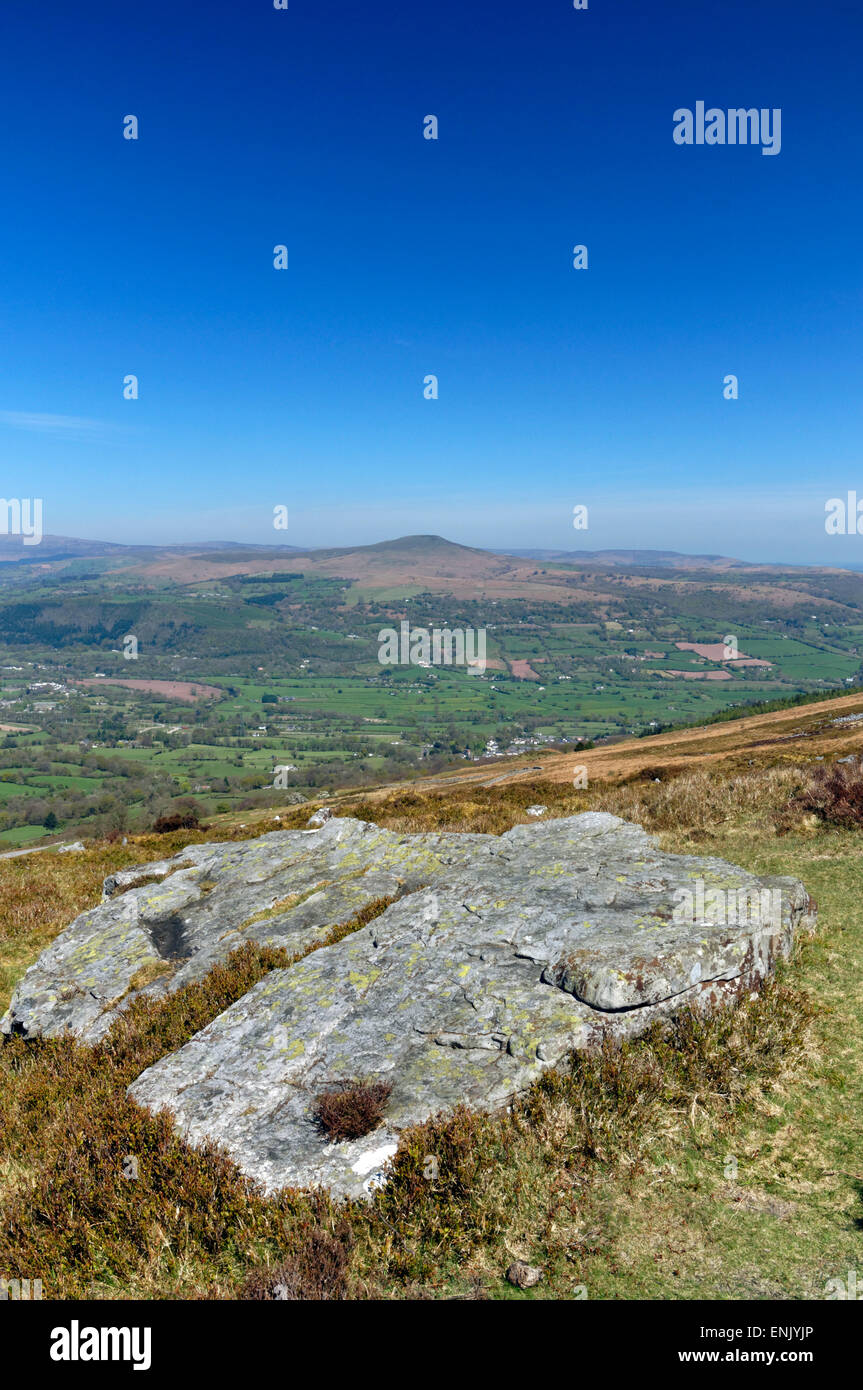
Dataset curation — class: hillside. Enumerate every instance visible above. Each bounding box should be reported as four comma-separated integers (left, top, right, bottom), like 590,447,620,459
2,724,861,1302
121,533,585,597
356,689,863,800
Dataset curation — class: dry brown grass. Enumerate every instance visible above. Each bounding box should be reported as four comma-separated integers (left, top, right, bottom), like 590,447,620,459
291,764,808,843
592,765,808,836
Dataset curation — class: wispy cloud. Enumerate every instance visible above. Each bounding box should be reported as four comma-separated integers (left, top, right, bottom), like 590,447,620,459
0,411,121,441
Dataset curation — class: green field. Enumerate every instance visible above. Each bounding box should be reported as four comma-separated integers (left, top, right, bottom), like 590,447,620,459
0,546,861,841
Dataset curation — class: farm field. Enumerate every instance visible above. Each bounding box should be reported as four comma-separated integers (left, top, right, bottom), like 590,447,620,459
0,534,861,843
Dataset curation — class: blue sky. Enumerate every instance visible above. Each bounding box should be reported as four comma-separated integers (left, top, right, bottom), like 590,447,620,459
0,0,861,563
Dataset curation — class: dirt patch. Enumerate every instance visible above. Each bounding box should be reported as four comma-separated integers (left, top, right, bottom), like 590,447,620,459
675,642,771,668
719,1183,797,1220
509,659,544,680
74,678,223,702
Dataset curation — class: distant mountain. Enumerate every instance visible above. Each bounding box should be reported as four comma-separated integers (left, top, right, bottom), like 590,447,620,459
0,534,135,561
286,534,501,570
1,532,513,588
0,534,845,597
292,533,490,561
125,533,524,590
504,548,748,570
0,534,307,564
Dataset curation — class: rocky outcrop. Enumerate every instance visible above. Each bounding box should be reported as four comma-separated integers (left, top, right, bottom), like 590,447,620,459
2,813,816,1200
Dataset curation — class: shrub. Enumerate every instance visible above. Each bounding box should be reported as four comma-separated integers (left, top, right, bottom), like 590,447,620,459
629,764,681,784
368,1104,505,1280
787,761,863,828
313,1079,393,1141
239,1222,352,1300
152,810,200,833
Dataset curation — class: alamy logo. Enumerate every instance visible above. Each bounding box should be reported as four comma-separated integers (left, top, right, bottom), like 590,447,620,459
0,497,42,545
50,1320,152,1371
824,1269,862,1300
673,880,784,930
378,620,486,673
825,493,863,534
1,1276,42,1299
673,103,781,156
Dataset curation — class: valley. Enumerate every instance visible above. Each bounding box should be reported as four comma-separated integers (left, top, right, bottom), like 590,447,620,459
0,532,861,845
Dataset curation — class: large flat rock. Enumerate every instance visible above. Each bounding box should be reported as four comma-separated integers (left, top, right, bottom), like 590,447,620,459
2,813,816,1199
2,817,491,1043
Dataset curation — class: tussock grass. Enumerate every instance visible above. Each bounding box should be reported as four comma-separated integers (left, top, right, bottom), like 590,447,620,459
592,765,807,837
299,764,809,842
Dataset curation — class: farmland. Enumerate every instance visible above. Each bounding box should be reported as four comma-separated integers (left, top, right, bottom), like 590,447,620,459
0,533,861,844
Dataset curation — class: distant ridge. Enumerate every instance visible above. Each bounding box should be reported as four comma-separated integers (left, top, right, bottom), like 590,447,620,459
503,547,747,569
0,535,305,563
0,532,847,582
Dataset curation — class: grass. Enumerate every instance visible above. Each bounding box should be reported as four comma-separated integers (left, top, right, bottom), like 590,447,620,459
0,757,861,1299
0,823,51,845
538,842,859,1304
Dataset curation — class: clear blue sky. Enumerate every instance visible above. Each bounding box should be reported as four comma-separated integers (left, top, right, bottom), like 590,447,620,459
1,0,861,563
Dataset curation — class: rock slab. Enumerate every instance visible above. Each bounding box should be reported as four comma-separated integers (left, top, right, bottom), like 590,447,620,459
2,813,816,1199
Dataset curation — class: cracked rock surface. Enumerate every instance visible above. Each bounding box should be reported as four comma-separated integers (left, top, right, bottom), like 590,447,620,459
2,813,815,1199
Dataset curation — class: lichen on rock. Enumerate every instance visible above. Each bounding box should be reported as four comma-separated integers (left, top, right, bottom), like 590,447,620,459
2,812,816,1199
